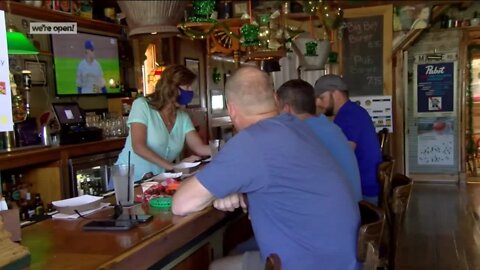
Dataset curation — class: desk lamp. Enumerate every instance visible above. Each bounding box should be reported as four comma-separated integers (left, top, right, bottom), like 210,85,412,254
6,27,38,55
4,1,39,148
6,0,39,118
6,0,39,55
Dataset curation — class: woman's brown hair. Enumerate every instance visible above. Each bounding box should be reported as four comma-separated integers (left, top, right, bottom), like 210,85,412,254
147,64,196,110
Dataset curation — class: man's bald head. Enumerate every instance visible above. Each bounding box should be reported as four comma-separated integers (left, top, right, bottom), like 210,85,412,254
225,67,276,116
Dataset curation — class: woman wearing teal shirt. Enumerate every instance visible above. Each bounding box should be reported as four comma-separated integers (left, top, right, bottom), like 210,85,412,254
116,65,211,181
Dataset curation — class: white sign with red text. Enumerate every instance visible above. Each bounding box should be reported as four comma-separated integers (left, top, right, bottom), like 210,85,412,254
0,10,13,132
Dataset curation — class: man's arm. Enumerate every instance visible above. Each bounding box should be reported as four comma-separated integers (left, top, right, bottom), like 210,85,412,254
172,175,215,216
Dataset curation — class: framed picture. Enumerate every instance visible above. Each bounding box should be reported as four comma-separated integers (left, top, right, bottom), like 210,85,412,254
184,58,201,107
233,2,248,18
24,60,47,86
394,4,431,31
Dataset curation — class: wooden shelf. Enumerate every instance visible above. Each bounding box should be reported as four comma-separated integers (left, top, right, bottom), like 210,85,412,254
0,1,122,35
180,18,250,31
246,48,286,61
285,12,319,22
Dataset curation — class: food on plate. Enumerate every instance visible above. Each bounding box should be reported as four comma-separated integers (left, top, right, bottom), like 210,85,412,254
140,178,181,202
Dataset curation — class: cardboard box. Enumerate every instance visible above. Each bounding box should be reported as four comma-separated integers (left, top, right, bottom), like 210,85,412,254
0,209,21,242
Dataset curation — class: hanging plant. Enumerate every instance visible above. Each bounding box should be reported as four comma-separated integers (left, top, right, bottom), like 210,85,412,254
316,1,344,39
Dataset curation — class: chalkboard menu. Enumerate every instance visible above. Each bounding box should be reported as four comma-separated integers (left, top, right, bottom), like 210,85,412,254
343,15,384,96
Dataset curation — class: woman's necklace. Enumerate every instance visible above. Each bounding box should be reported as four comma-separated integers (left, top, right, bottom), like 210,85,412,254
160,107,176,130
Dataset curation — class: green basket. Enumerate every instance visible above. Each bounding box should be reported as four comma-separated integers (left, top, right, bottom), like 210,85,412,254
149,197,172,209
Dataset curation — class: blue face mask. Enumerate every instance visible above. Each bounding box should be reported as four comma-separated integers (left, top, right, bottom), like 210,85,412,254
177,87,194,105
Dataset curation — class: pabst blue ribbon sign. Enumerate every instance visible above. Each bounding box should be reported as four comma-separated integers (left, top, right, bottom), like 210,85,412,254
416,62,456,116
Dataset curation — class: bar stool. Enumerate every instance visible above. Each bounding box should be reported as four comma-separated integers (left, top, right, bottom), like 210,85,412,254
265,253,282,270
357,200,386,267
377,128,391,160
363,241,380,270
378,160,395,222
388,173,412,266
377,160,395,268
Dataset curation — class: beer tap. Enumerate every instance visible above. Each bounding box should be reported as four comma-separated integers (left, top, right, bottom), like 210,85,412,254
21,70,32,117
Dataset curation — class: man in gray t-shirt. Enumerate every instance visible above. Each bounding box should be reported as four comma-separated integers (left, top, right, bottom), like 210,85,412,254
173,67,360,270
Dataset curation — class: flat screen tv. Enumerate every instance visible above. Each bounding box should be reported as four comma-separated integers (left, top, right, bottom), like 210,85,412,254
51,32,121,96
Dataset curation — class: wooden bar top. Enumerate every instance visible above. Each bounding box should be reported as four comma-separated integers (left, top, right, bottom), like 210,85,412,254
22,204,228,270
0,137,126,170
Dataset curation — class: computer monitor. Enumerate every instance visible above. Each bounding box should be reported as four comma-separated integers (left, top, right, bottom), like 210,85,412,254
52,102,85,128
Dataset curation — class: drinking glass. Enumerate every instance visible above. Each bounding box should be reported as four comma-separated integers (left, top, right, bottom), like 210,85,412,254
110,164,135,206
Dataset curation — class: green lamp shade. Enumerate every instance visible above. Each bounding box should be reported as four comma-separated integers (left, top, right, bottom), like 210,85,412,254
6,31,38,55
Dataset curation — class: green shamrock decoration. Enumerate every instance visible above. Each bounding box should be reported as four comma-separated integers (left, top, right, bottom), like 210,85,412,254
189,0,216,22
305,41,318,56
241,24,260,47
212,67,221,84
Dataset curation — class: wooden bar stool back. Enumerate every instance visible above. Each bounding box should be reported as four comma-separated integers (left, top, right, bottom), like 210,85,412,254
363,241,381,270
357,200,386,263
265,253,282,270
377,128,390,159
388,173,413,265
378,160,395,221
390,174,412,221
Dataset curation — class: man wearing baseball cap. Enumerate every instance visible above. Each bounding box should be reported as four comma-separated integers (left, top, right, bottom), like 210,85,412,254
76,40,107,94
314,74,383,205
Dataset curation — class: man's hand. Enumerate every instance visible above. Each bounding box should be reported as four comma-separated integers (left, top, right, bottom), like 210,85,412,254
213,193,248,212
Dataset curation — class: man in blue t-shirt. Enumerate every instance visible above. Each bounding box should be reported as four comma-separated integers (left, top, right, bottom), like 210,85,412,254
173,67,360,270
276,79,362,203
314,74,383,204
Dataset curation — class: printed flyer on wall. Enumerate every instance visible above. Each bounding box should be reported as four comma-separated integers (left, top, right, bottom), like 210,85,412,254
417,117,454,165
350,95,393,132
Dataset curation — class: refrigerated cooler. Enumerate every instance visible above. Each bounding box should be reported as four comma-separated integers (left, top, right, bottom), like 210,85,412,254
68,151,120,197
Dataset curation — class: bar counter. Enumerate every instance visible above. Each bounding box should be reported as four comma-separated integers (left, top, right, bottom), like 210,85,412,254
0,138,127,202
0,137,126,171
22,203,231,270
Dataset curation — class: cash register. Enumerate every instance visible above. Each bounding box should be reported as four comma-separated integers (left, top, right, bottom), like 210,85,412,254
52,102,103,145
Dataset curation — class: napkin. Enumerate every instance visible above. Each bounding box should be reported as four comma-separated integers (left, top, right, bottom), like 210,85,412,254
151,172,183,181
174,161,200,169
52,203,110,220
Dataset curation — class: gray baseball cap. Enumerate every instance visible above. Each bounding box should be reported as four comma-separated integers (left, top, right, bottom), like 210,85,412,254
313,74,348,96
